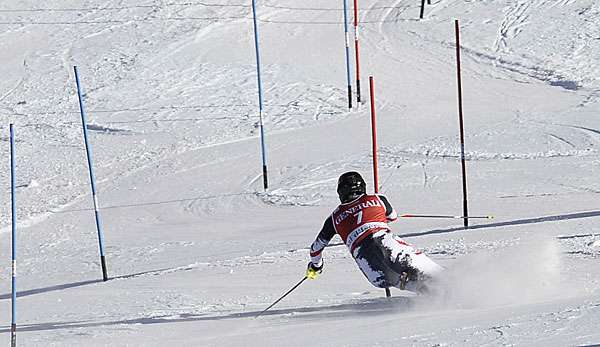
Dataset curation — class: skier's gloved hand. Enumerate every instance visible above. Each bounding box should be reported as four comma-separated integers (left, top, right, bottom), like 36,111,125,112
306,260,323,280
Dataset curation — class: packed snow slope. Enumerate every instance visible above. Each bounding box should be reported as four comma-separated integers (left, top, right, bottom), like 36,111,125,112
1,0,599,346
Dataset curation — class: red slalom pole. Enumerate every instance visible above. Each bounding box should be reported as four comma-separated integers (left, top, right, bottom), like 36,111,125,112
455,19,469,229
353,0,362,104
369,76,389,298
369,76,379,194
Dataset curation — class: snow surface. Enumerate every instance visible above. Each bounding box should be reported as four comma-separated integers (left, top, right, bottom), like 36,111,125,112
1,0,600,346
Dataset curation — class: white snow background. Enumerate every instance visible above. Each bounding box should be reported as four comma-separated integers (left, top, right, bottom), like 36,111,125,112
1,0,600,346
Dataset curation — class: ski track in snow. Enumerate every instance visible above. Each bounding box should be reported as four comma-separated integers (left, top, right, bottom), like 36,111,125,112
493,1,532,54
558,233,600,259
484,0,599,90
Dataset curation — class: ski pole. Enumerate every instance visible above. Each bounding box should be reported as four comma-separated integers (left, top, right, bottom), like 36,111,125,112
401,214,494,219
255,276,308,318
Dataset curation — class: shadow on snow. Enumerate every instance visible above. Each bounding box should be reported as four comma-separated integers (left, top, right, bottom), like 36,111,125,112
0,296,412,333
0,268,176,301
401,210,600,238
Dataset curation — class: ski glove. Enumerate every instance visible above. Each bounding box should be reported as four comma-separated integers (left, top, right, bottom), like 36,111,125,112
306,261,323,280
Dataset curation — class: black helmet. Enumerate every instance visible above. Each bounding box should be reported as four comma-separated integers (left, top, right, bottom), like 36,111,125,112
337,171,366,203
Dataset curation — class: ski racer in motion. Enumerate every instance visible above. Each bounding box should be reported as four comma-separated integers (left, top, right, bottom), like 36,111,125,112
306,171,443,293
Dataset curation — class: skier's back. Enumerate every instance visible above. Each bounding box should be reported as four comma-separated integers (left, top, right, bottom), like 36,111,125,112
307,171,442,291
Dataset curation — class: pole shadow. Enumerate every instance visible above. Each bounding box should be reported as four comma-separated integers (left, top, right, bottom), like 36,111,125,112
0,296,412,333
401,210,600,238
0,268,174,301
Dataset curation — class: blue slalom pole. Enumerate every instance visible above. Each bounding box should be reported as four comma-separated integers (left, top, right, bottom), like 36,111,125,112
73,66,109,281
251,0,269,191
10,124,17,347
342,0,353,109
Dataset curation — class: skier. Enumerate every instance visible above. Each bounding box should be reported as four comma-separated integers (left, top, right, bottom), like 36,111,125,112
306,171,443,292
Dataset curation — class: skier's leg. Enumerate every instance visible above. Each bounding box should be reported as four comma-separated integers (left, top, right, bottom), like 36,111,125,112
353,231,443,290
353,235,400,289
384,232,444,278
362,232,420,285
367,232,443,292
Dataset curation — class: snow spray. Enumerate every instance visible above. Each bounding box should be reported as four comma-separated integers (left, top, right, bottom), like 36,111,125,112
426,240,567,310
74,66,109,281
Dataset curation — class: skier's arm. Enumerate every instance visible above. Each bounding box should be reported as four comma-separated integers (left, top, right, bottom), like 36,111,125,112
378,195,398,222
309,216,336,266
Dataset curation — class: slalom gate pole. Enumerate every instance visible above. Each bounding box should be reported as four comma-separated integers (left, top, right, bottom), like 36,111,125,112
369,76,379,194
74,66,109,281
342,0,353,109
420,0,426,19
353,0,362,104
255,276,308,318
369,77,390,298
454,20,469,229
251,0,269,190
10,124,17,347
401,214,493,219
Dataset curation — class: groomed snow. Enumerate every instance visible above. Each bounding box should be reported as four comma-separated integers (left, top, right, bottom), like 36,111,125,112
1,0,599,346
